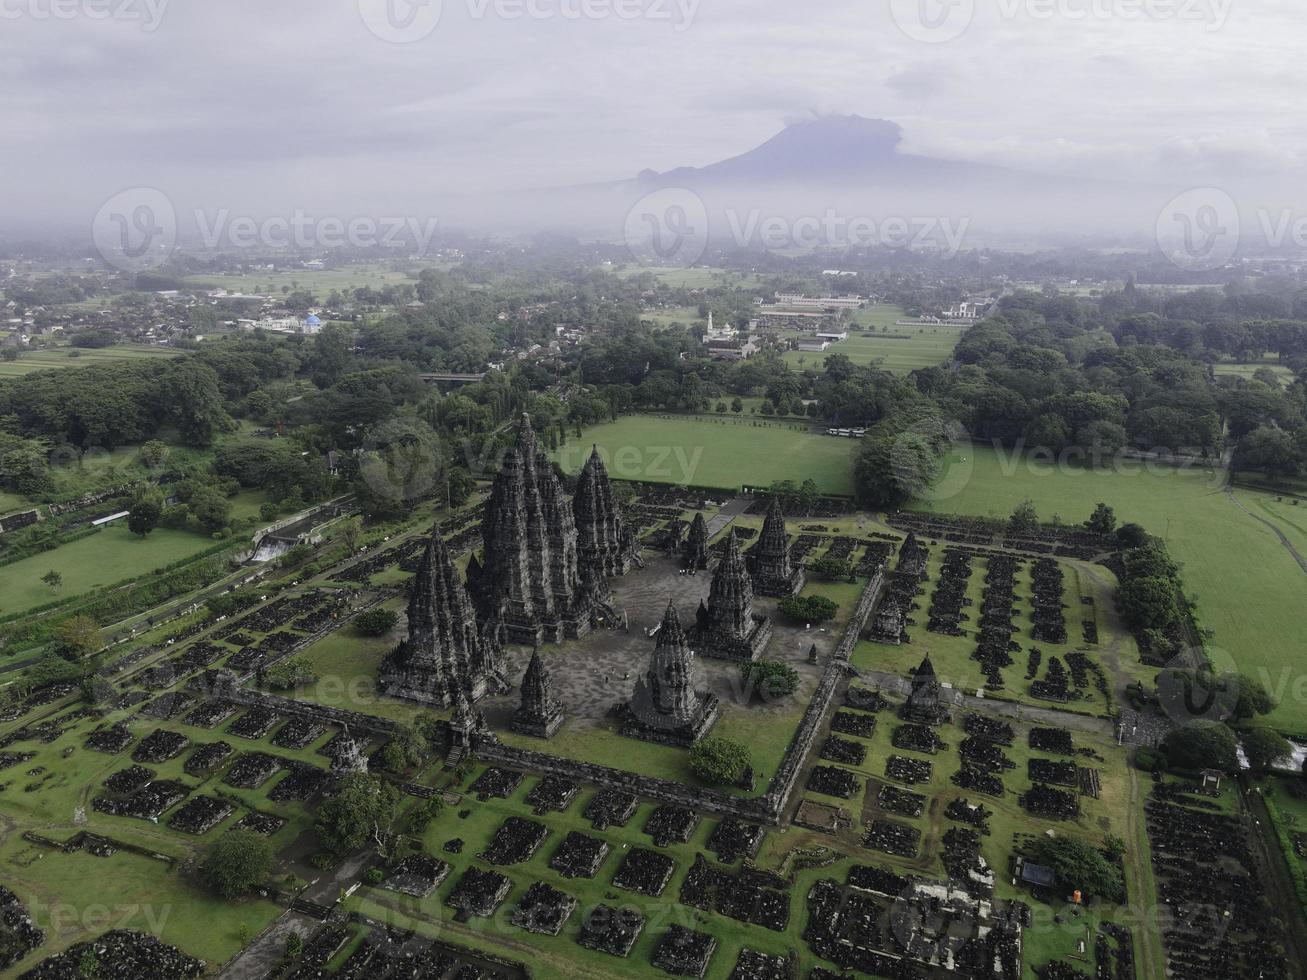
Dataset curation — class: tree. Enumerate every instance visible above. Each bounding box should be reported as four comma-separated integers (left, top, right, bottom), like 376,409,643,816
189,486,233,534
730,397,743,414
51,615,102,662
1242,727,1291,772
1161,720,1239,773
1008,499,1039,536
1024,835,1125,903
740,661,800,701
139,440,170,469
201,829,274,899
1117,576,1180,631
285,933,304,960
316,773,401,854
355,608,399,636
1086,503,1117,536
127,488,164,538
1231,672,1278,721
42,569,62,592
778,595,839,623
690,736,751,786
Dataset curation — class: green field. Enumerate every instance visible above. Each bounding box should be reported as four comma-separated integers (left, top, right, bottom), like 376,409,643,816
554,416,856,495
0,345,178,378
1212,357,1295,385
914,443,1307,730
0,525,222,616
783,319,964,374
181,263,419,297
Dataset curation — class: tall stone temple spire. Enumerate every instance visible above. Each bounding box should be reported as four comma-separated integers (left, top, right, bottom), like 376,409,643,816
692,529,772,661
381,535,503,707
682,512,710,571
748,496,805,597
573,447,633,578
511,646,565,738
479,415,597,643
621,602,719,746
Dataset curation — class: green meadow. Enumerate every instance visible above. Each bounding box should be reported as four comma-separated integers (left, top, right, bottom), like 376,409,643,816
0,345,178,379
554,416,856,495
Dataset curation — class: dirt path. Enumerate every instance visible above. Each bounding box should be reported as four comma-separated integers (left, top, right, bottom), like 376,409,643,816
1243,785,1307,978
1225,488,1307,575
1123,767,1167,980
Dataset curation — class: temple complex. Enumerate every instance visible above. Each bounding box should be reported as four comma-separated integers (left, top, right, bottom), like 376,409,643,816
573,447,636,578
620,602,720,747
682,512,710,571
691,529,772,661
748,497,805,597
479,415,603,644
511,646,566,739
381,536,507,707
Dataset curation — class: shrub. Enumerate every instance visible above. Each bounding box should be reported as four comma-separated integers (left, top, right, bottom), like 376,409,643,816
1134,746,1167,772
1161,720,1239,773
741,660,800,701
778,595,838,624
355,608,400,637
200,829,274,899
690,736,751,786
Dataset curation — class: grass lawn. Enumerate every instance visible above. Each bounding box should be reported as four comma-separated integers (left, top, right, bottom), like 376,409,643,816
0,345,178,379
0,525,221,616
553,416,855,495
782,315,963,375
913,443,1307,730
1212,357,1295,385
181,263,415,297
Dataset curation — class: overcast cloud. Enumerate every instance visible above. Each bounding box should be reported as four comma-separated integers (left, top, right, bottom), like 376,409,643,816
1,0,1303,236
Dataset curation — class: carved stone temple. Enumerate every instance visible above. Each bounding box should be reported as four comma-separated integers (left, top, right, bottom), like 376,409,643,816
748,496,805,597
692,529,772,661
381,536,506,708
620,602,720,747
682,512,710,571
902,653,951,725
478,415,604,644
573,447,635,578
511,646,565,739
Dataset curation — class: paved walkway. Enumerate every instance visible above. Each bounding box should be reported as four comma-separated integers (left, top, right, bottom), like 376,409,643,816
704,495,752,537
219,910,315,980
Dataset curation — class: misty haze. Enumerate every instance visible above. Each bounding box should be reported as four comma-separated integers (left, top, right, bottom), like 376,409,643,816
0,4,1305,980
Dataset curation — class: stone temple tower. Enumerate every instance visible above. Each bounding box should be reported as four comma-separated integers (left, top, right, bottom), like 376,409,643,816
748,496,805,597
621,602,719,747
511,647,565,739
480,415,597,644
682,512,710,571
381,535,504,707
573,447,634,578
692,529,772,661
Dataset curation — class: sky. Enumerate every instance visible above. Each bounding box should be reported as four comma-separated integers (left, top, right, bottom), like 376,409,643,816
1,0,1303,239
